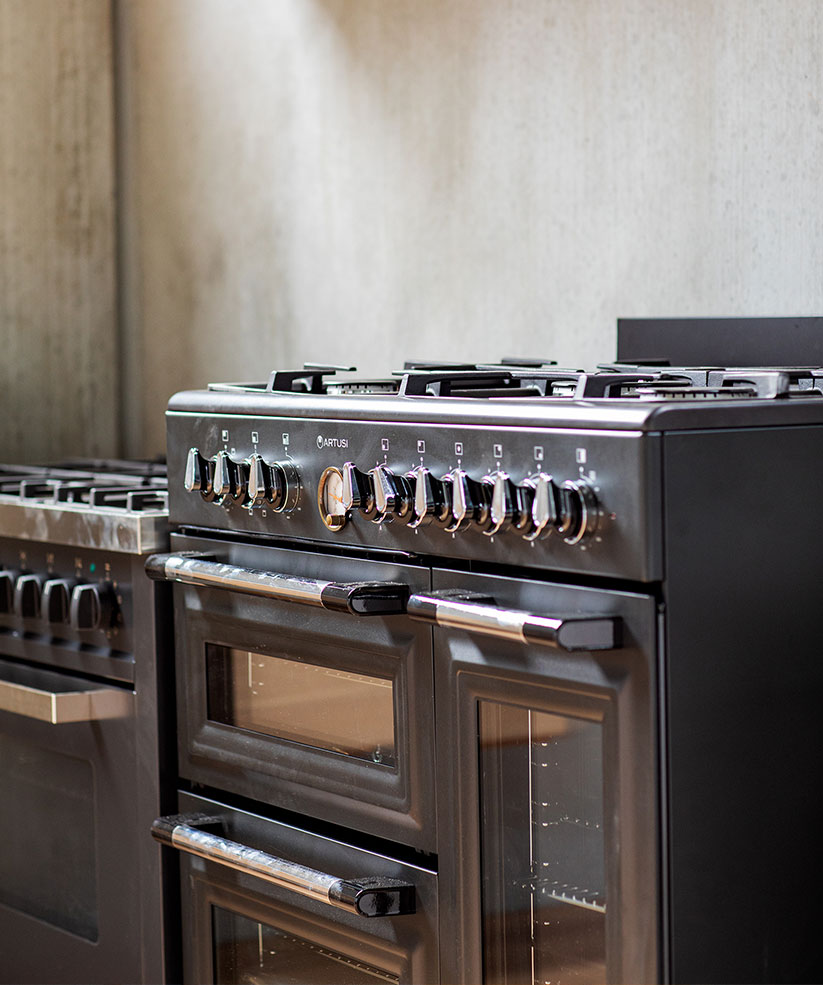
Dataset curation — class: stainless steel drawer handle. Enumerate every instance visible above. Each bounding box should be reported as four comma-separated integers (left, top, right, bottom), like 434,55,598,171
0,676,131,724
151,813,416,918
145,552,410,615
407,590,621,651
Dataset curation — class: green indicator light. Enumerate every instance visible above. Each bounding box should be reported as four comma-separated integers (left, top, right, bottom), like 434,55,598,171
89,563,96,573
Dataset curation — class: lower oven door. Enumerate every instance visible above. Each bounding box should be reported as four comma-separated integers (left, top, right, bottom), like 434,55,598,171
0,657,139,984
422,571,659,985
165,790,439,985
158,533,434,852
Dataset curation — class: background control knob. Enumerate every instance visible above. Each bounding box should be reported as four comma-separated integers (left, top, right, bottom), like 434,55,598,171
185,448,215,501
0,570,18,614
342,463,377,520
407,467,450,528
14,573,44,619
42,578,76,625
559,479,599,544
521,473,559,541
70,583,115,631
371,465,412,523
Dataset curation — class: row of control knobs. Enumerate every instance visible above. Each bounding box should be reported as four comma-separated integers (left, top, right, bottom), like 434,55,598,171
0,570,114,630
185,449,299,511
331,463,598,544
184,448,600,544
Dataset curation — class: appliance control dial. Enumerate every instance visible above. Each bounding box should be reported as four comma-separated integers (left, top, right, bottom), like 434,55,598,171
443,468,488,533
0,569,18,614
342,463,377,520
69,583,115,632
184,448,215,501
520,473,560,541
407,466,451,528
246,453,276,508
480,470,532,537
42,578,76,625
371,465,413,523
269,460,300,513
213,451,249,506
559,478,599,544
14,573,44,619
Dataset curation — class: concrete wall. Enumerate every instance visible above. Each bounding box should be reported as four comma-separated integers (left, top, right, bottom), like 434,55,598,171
0,0,118,462
46,2,823,457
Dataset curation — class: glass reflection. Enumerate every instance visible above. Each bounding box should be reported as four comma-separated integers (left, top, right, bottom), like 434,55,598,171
212,906,398,985
479,703,606,985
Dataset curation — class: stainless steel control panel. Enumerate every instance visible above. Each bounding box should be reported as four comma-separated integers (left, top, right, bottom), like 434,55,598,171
166,413,663,581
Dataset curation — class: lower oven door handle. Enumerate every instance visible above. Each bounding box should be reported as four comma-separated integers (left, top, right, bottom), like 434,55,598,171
407,591,621,651
145,552,410,615
151,814,416,918
0,677,132,724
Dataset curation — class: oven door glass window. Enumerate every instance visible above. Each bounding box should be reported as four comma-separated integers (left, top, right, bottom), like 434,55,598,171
0,733,97,940
212,906,399,985
206,645,396,767
479,702,606,985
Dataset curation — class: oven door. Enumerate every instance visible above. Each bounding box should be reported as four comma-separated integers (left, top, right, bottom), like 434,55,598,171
0,657,140,984
153,533,434,851
162,790,438,985
418,571,659,985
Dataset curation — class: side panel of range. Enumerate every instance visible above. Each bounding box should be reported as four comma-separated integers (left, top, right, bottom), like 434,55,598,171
166,414,662,581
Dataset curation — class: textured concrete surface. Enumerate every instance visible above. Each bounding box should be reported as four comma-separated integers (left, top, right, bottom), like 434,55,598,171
117,0,823,455
0,0,117,462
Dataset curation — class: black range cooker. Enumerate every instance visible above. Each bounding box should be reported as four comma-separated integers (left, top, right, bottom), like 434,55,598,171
0,460,176,984
149,337,823,984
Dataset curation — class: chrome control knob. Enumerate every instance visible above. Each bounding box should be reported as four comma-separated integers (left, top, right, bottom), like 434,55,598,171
407,467,451,528
342,463,377,520
184,448,215,501
213,451,248,505
521,472,560,541
443,468,487,533
558,479,599,544
246,453,276,508
480,470,529,537
269,461,300,513
371,465,413,523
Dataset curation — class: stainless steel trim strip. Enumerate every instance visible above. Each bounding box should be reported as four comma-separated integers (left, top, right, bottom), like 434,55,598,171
0,497,168,553
0,677,132,724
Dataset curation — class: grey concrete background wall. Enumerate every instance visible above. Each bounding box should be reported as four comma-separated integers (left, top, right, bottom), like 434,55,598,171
0,0,117,462
118,1,823,455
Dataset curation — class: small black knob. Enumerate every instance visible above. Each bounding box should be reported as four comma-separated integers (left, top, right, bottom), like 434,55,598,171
70,583,114,631
0,570,18,614
14,574,44,619
42,579,75,625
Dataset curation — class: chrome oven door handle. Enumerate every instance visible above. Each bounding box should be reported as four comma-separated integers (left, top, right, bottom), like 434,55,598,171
0,677,131,724
151,814,416,918
145,552,410,615
407,590,621,651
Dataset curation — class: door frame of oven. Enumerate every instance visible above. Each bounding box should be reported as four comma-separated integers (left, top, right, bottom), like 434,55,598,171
0,662,142,984
431,570,660,985
176,791,439,985
171,533,436,852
